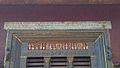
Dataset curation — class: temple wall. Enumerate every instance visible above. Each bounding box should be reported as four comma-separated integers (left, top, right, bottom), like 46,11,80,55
0,5,120,66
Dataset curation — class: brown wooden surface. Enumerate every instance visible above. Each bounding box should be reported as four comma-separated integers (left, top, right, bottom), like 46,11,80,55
0,0,117,4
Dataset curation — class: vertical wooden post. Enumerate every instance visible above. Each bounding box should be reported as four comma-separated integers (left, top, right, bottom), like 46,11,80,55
67,57,73,68
20,56,27,68
20,42,28,68
91,56,97,68
44,57,50,68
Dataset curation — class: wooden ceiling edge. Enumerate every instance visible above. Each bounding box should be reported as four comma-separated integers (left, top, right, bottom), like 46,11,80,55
20,38,96,42
19,39,93,42
9,29,106,34
13,32,102,35
13,32,100,43
14,35,23,44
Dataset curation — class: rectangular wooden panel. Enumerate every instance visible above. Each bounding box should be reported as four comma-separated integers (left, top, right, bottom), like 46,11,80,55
50,57,67,68
27,57,44,68
73,57,91,68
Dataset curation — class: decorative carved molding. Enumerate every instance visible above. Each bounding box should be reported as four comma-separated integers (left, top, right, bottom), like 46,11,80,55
44,57,50,62
67,57,73,62
27,50,94,57
106,46,112,60
4,21,111,30
28,42,88,50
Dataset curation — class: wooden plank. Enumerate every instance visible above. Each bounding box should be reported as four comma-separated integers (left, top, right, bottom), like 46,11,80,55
4,21,112,30
19,37,96,42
